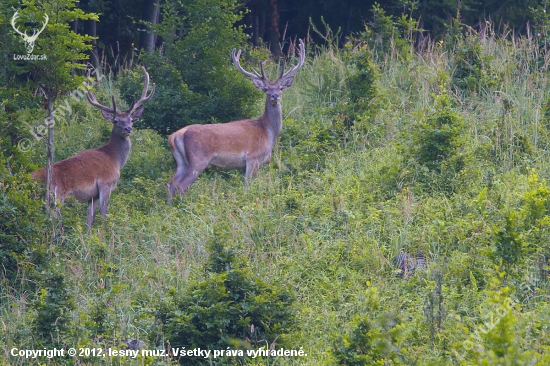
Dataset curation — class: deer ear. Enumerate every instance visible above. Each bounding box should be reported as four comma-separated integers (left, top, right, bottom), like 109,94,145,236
130,105,145,120
280,76,295,90
101,109,116,122
251,78,266,91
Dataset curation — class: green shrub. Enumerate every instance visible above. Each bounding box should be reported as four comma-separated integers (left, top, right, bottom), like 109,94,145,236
451,36,499,92
332,285,407,365
279,117,344,174
160,226,296,365
487,170,550,274
457,275,548,365
401,89,470,194
411,91,465,171
32,271,75,348
493,211,526,272
360,3,399,58
0,107,47,288
118,53,197,136
356,2,420,61
334,43,379,129
0,169,46,287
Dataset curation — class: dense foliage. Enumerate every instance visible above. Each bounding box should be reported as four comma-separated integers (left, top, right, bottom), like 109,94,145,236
118,0,261,136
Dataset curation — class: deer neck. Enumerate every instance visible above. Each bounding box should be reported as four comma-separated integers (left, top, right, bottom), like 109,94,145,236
101,129,132,169
261,98,283,144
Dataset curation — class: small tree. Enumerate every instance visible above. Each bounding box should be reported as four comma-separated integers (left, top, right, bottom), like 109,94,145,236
160,226,296,365
332,285,407,365
411,91,464,171
458,274,548,365
0,0,93,286
32,271,75,348
13,0,97,217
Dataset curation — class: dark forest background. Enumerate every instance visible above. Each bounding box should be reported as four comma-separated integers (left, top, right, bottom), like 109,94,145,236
76,0,549,65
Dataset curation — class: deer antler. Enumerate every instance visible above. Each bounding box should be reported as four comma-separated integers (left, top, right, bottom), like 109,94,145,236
85,66,154,114
130,66,156,112
278,39,305,82
86,91,116,114
232,49,263,80
85,70,116,114
125,96,136,114
232,40,305,83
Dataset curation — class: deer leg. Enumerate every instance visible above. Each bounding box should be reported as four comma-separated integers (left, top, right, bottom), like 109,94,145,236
177,163,206,194
98,185,113,218
244,158,261,181
87,197,99,230
168,154,188,200
50,192,66,233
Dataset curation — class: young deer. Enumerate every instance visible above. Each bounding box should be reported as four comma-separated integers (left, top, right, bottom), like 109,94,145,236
167,39,306,199
32,66,155,230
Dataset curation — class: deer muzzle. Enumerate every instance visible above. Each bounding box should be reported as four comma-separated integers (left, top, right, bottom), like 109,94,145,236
122,127,133,137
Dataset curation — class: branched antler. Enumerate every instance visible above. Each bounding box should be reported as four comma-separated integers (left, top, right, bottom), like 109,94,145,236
232,39,306,83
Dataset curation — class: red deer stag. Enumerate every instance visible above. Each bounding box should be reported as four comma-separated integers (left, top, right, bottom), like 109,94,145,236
167,39,306,199
32,66,155,230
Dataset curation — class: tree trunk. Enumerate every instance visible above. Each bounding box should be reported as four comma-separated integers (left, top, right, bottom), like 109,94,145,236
267,0,282,58
84,19,99,69
267,0,283,60
45,93,55,215
70,19,78,33
259,8,266,44
141,0,160,52
252,0,260,47
343,0,353,41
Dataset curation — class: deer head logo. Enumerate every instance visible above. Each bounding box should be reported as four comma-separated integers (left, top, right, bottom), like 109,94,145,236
11,10,48,54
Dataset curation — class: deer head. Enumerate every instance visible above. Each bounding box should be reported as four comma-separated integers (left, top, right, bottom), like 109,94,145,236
231,39,305,106
11,10,48,54
86,66,156,139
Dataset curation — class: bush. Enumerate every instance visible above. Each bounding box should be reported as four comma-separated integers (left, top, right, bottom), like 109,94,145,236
160,226,296,365
0,105,47,288
0,167,46,287
356,2,421,61
332,286,407,365
411,91,465,171
406,90,468,191
32,271,75,348
457,275,548,365
451,36,499,92
333,43,379,129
